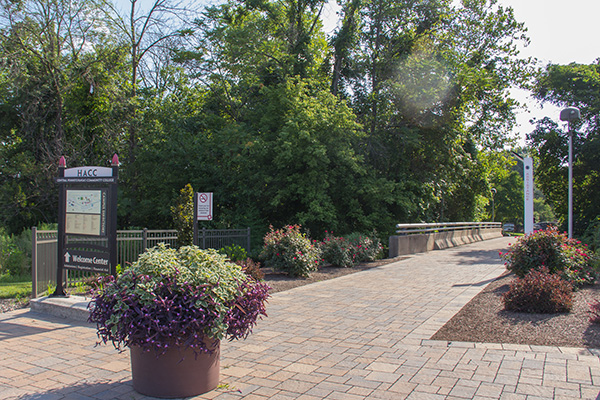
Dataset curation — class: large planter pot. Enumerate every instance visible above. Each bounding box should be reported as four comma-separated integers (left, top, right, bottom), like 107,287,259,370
130,340,220,398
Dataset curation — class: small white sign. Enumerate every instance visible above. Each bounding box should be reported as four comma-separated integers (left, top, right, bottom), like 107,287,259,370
196,192,213,221
64,166,113,178
523,157,534,234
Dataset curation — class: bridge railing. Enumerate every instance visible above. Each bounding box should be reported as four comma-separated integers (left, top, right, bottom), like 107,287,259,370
395,222,501,234
389,222,502,257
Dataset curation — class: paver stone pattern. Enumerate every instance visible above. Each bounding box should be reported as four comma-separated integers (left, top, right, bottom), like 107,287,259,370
1,237,599,399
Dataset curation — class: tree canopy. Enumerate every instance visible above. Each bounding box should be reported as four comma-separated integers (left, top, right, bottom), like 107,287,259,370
0,0,533,238
529,60,600,237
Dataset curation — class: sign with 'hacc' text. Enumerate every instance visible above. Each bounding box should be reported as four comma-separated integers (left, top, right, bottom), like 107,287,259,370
52,155,119,297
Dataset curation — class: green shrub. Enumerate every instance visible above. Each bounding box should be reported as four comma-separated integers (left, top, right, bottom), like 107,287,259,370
259,225,321,277
171,184,194,247
235,258,265,281
582,216,600,252
220,244,248,262
320,233,356,268
0,228,30,277
501,227,597,286
344,231,383,262
503,267,573,313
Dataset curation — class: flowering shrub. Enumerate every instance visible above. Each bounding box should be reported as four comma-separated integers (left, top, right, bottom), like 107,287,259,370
500,227,597,286
320,231,384,268
320,233,356,268
503,267,573,313
344,232,384,262
89,244,270,355
259,225,321,277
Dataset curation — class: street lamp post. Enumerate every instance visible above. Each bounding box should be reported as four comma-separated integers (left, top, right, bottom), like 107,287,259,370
560,107,580,239
491,188,497,222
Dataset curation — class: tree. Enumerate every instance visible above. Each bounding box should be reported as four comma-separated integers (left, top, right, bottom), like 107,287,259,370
99,0,196,161
330,0,532,222
529,61,600,236
0,0,128,232
171,184,194,246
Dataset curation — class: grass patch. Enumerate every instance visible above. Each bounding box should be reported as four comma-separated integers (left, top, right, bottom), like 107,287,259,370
0,280,31,299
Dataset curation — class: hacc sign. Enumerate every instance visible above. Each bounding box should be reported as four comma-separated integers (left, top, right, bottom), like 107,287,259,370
52,155,119,297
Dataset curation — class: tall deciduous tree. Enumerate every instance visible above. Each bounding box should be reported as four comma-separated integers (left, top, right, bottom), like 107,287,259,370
331,0,532,221
529,61,600,236
0,0,127,232
99,0,196,160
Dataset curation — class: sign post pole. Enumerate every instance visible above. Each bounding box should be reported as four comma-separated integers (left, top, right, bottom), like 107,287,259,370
53,157,68,296
194,192,213,248
109,155,119,275
193,192,198,246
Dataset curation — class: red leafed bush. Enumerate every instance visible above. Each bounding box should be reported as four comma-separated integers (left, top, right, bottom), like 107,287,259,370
235,257,265,281
503,267,573,313
590,301,600,324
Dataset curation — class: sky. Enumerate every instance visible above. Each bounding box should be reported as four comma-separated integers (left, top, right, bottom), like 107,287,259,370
498,0,600,144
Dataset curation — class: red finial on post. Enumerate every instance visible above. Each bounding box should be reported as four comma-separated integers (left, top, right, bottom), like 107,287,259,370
111,154,119,166
59,156,66,168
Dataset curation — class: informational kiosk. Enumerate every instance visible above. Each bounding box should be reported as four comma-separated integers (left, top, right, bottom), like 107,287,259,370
52,155,119,297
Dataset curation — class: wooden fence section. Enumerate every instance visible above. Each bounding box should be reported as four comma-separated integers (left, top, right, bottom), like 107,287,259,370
31,227,250,298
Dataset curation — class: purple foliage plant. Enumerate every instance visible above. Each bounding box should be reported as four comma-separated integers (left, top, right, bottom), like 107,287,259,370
88,244,270,356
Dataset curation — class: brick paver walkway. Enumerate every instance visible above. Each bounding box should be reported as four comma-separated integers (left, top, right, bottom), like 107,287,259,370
1,237,599,399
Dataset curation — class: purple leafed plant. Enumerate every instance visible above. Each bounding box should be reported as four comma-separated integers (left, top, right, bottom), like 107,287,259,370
88,244,270,355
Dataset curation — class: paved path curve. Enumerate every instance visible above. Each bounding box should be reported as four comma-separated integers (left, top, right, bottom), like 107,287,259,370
1,237,599,399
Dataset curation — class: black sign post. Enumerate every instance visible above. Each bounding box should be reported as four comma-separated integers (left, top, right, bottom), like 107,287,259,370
52,155,119,297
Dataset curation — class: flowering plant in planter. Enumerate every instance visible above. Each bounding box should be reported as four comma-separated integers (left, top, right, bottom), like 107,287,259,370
89,244,270,355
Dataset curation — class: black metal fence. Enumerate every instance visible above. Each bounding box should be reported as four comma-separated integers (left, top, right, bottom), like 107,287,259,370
31,227,250,298
197,227,251,253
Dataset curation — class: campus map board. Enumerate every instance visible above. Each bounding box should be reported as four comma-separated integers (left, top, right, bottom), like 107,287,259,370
65,189,106,236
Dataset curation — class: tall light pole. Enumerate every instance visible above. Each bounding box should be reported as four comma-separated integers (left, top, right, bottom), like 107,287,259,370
491,188,497,222
560,107,580,239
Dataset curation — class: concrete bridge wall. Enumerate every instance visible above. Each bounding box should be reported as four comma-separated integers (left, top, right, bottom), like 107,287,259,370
388,227,503,257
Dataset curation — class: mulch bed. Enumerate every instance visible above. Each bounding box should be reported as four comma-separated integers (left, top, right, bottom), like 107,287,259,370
431,272,600,349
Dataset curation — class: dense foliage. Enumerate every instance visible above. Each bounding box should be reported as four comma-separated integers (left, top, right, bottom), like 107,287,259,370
0,228,32,277
320,233,357,268
503,267,573,314
319,231,383,268
171,184,195,247
259,225,321,277
501,227,597,287
89,244,270,354
220,244,248,263
529,61,600,238
0,0,533,237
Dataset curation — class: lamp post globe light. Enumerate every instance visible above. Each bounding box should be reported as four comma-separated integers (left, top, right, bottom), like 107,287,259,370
559,107,580,239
